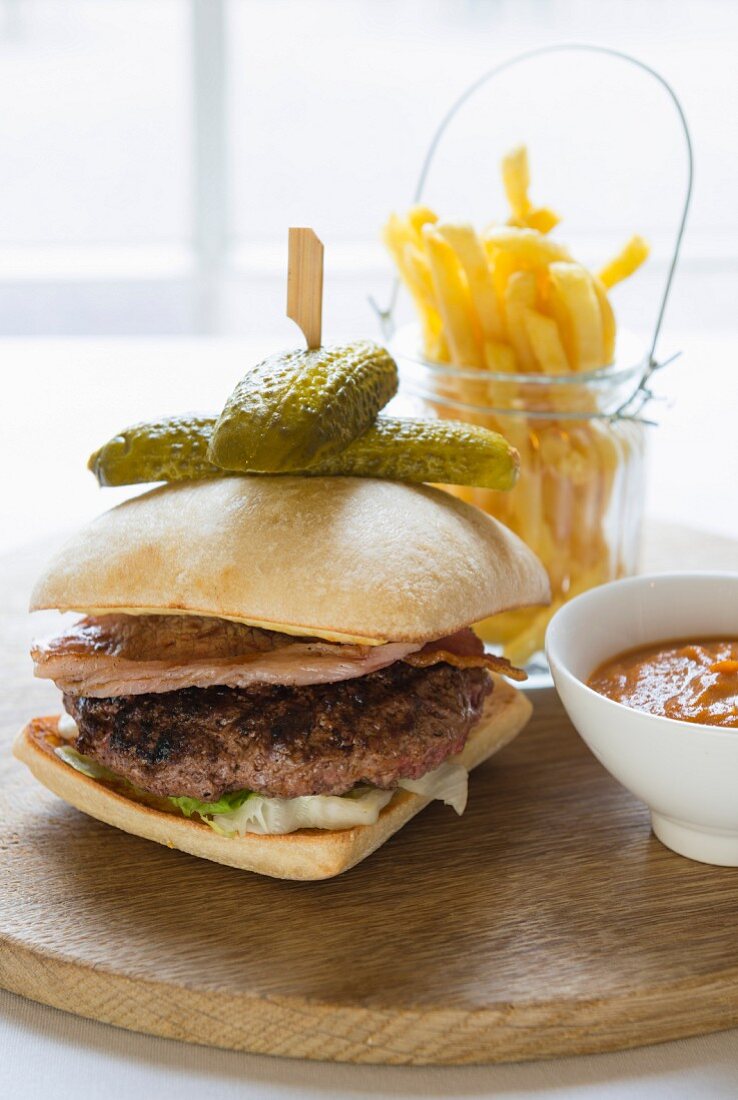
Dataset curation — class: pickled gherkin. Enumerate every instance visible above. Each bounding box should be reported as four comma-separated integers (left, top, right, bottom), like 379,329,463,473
88,414,519,491
209,340,398,473
309,416,519,490
88,415,223,487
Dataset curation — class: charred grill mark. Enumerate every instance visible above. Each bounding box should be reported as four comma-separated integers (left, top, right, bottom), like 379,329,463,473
150,728,175,764
64,663,491,802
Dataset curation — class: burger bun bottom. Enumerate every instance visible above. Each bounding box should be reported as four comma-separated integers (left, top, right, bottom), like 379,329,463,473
13,675,531,881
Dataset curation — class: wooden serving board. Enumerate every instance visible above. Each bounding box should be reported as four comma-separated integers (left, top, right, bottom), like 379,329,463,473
1,524,738,1066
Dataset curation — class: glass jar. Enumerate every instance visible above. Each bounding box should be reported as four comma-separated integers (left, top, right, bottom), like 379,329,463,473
393,324,648,674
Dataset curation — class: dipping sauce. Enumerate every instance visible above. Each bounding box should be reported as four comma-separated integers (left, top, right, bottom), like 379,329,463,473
588,638,738,728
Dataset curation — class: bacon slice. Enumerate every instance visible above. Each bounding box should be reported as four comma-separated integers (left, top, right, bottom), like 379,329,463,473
405,630,527,681
32,615,422,698
32,616,525,698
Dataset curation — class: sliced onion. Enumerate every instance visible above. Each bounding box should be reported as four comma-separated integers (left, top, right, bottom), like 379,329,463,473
397,762,468,815
212,787,394,836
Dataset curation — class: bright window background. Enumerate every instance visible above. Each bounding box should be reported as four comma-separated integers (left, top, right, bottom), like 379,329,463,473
0,0,736,552
0,0,736,339
0,1,189,246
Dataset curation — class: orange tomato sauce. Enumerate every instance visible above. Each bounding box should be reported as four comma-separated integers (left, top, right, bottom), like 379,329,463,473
588,638,738,728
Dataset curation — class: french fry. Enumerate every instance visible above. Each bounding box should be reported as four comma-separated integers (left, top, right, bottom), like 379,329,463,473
516,456,544,554
592,275,616,365
382,214,424,303
476,606,536,646
568,426,608,568
485,226,572,266
382,146,649,664
502,557,609,665
540,449,574,591
598,235,650,288
422,227,484,368
407,204,438,241
547,263,604,371
437,222,505,343
383,214,449,360
523,309,570,375
501,144,531,221
502,145,560,234
503,599,561,667
484,340,516,373
504,271,537,371
400,244,434,310
586,418,622,547
382,212,414,259
484,243,516,307
524,207,560,234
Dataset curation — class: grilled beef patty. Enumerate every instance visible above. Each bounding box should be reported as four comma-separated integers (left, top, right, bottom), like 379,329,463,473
64,662,491,801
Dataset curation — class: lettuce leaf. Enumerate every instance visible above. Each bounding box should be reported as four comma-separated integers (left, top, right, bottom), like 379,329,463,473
169,790,252,818
55,745,119,781
54,743,469,835
210,787,394,837
54,745,252,817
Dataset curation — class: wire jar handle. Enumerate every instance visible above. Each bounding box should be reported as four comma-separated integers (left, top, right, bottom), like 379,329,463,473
372,42,694,415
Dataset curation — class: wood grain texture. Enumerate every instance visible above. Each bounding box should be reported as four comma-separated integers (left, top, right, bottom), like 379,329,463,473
1,524,738,1064
286,227,323,349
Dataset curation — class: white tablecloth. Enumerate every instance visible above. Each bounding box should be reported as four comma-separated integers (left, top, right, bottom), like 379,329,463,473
2,988,738,1099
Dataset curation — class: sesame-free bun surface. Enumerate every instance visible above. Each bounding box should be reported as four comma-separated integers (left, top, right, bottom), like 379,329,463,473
31,476,549,645
14,676,530,880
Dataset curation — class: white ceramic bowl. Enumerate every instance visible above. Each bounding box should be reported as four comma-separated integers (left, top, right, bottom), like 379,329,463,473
545,573,738,866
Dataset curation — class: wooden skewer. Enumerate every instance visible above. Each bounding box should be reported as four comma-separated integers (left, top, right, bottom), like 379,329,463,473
286,227,324,349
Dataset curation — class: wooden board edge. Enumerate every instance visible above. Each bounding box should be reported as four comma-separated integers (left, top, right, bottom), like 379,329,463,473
3,935,738,1064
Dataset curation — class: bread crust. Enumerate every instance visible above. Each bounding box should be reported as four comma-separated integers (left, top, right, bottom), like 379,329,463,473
13,676,531,880
30,477,549,645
